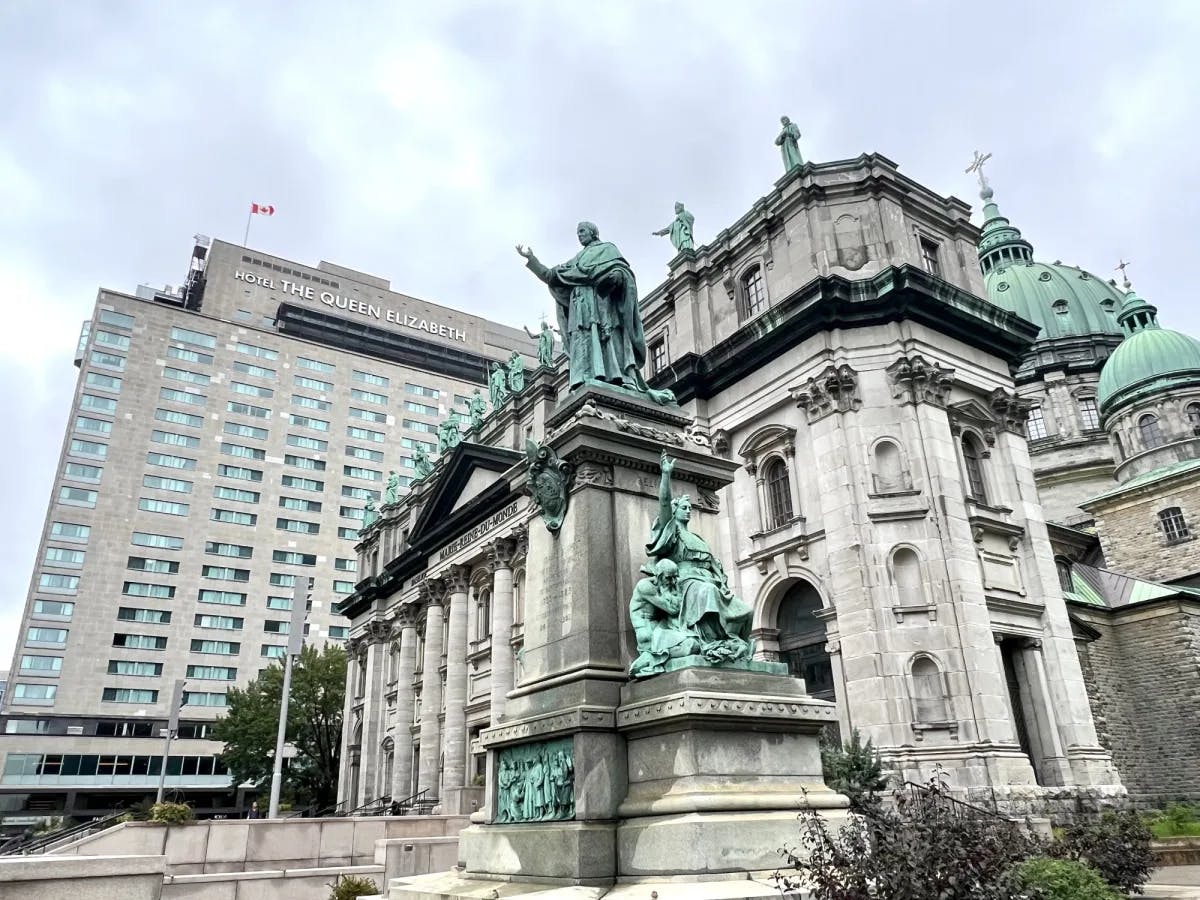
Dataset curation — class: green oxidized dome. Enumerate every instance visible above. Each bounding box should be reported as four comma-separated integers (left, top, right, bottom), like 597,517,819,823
1097,287,1200,413
977,185,1125,341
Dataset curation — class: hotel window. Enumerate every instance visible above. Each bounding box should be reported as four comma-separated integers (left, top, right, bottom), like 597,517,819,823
206,541,253,559
75,416,112,435
102,688,158,704
167,346,213,365
333,580,354,594
52,522,91,541
919,236,942,277
1077,398,1101,431
202,565,251,582
112,633,167,650
347,426,386,442
276,518,320,535
217,464,263,482
159,387,206,407
85,372,122,391
71,438,108,458
292,394,331,412
132,531,183,550
117,607,172,624
235,342,278,361
348,445,385,462
183,691,228,707
340,505,366,520
220,444,265,462
1159,507,1191,543
147,451,197,470
350,407,388,424
263,620,290,635
45,547,86,568
15,684,58,702
143,474,192,493
94,330,131,350
27,627,68,644
122,581,175,599
138,498,189,516
335,558,357,572
91,350,127,372
191,640,240,655
156,408,204,428
126,556,178,575
352,388,388,405
289,413,330,431
198,590,247,606
338,527,359,540
195,614,243,631
297,356,335,374
650,338,668,375
81,393,118,414
1025,406,1048,441
741,265,767,318
224,421,269,441
64,462,103,482
353,370,389,388
170,326,217,348
403,419,436,435
40,573,80,591
107,660,162,677
273,550,317,566
210,508,258,526
406,383,439,399
231,381,274,399
59,486,97,507
186,665,237,681
279,496,322,513
233,361,276,379
405,400,438,416
262,644,287,658
342,485,379,502
266,596,292,611
1139,414,1164,448
227,401,271,418
163,367,211,386
98,309,135,329
20,655,63,673
287,434,328,452
344,465,383,481
961,434,988,504
281,474,323,491
294,375,333,392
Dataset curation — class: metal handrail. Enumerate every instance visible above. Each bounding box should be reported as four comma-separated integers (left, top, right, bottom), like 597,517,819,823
899,781,1018,827
0,810,124,856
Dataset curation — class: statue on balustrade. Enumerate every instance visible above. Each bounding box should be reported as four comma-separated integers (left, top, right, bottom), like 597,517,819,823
384,470,401,505
436,412,464,455
467,388,487,432
489,362,509,409
362,497,378,528
523,320,558,369
628,451,754,677
412,444,434,481
507,351,526,394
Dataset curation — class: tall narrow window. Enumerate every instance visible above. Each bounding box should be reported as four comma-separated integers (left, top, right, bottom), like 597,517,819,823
1159,507,1191,543
1055,558,1074,593
649,338,668,375
919,237,942,277
475,589,492,642
961,435,988,503
1077,397,1101,431
1025,406,1048,441
763,458,793,529
892,548,925,606
741,266,767,318
1139,414,1164,448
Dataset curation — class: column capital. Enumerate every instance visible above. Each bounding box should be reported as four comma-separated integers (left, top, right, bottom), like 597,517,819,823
364,618,392,645
445,564,471,594
392,602,421,635
489,537,517,572
423,577,448,607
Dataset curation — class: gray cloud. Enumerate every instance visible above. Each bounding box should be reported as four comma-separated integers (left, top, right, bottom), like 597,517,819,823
1,0,1196,665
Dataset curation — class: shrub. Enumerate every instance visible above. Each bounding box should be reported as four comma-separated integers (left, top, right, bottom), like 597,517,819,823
1052,809,1154,894
820,729,888,810
1147,804,1200,838
328,874,379,900
1012,856,1120,899
148,801,195,825
775,776,1037,899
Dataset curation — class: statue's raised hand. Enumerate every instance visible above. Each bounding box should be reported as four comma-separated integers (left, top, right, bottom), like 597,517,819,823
515,244,534,259
660,450,676,474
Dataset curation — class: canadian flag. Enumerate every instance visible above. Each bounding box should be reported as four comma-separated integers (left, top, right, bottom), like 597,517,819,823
250,203,275,216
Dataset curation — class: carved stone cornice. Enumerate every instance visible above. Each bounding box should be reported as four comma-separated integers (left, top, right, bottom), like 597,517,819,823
990,388,1034,435
791,364,861,423
445,564,471,595
886,353,955,408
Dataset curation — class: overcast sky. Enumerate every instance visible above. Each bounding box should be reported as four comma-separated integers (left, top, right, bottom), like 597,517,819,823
1,1,1196,668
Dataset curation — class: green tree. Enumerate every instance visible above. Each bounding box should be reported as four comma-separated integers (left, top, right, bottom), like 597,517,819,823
820,728,889,810
212,643,346,810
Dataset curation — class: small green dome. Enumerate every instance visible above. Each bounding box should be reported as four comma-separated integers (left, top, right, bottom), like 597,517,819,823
1097,289,1200,413
976,188,1125,341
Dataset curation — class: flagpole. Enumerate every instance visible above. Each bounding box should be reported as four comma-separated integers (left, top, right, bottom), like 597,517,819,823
243,207,253,247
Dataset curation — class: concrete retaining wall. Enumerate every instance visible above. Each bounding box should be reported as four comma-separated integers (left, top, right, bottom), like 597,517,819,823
0,853,166,900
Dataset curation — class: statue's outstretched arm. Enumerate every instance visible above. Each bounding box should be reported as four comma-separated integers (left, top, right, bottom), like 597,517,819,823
658,451,675,525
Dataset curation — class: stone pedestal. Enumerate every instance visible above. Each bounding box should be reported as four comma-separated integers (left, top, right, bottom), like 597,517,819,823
393,387,846,897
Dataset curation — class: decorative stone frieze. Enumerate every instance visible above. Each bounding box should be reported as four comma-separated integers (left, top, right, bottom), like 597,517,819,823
573,461,614,488
791,363,861,422
886,353,955,407
481,706,617,748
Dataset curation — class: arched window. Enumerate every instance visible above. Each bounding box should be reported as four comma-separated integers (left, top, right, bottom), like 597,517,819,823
1055,558,1073,593
741,266,768,318
891,547,925,606
1139,414,1164,449
1187,403,1200,429
961,434,988,503
776,581,833,701
872,440,907,493
475,587,492,642
763,457,793,529
911,656,950,724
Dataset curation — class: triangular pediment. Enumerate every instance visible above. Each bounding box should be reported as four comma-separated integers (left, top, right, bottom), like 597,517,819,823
947,398,996,425
408,442,524,549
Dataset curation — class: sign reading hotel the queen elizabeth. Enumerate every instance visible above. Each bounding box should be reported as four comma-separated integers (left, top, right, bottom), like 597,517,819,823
234,269,468,343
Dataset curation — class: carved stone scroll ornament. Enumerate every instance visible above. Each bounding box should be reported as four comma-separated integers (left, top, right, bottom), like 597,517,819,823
990,388,1034,435
886,354,955,408
791,363,861,423
576,399,685,446
494,735,574,823
525,439,575,533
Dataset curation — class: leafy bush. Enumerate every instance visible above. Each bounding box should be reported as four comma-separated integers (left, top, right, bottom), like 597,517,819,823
1012,857,1120,899
820,729,888,810
1147,804,1200,838
775,777,1036,899
328,874,379,900
148,801,194,825
1051,809,1154,894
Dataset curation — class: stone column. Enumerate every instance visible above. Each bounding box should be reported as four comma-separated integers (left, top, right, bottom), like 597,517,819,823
783,441,802,520
389,604,420,803
488,536,517,723
335,636,362,806
416,579,446,799
441,565,471,800
359,620,391,803
1025,639,1072,785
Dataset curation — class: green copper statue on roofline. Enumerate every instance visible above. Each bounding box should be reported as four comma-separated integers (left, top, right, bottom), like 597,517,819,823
516,222,674,404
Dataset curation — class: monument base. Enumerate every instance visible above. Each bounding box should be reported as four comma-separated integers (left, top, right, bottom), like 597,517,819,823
388,869,802,899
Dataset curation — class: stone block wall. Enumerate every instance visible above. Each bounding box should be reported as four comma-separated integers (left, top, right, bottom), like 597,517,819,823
1074,601,1200,804
1089,480,1200,584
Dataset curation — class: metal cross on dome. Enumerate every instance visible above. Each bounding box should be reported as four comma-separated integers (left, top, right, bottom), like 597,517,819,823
965,150,992,190
1115,258,1132,288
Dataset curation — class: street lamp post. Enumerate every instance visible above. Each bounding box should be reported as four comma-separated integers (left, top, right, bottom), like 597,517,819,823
155,678,186,805
268,579,310,819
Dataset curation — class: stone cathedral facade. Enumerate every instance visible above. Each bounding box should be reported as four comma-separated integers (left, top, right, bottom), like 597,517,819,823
337,151,1200,817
